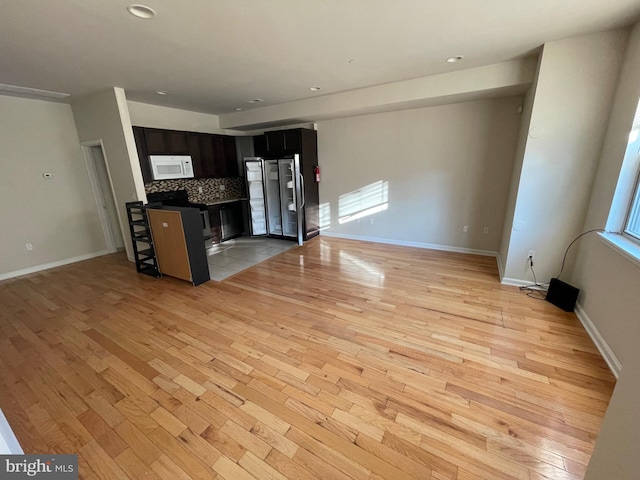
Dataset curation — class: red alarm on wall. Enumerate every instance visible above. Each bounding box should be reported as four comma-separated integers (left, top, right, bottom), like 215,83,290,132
314,166,320,183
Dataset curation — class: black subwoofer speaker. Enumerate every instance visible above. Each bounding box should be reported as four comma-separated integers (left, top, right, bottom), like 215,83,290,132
546,278,579,312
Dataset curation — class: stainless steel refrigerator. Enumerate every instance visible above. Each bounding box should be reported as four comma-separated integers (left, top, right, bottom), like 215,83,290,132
245,156,305,245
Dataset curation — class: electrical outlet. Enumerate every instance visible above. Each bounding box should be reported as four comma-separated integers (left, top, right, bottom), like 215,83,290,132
25,243,33,251
463,225,468,233
483,227,489,234
528,250,536,260
369,217,375,224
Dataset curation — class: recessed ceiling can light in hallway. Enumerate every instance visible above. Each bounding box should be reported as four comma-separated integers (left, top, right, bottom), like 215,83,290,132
235,108,243,111
156,91,168,95
247,99,263,103
309,86,321,91
446,55,464,63
127,4,156,19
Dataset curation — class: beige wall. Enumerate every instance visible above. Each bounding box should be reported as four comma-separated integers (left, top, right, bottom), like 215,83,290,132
73,88,146,260
220,58,536,130
569,22,640,479
0,95,106,277
498,63,540,277
585,351,640,479
127,101,231,134
317,96,522,253
572,24,640,367
501,29,627,283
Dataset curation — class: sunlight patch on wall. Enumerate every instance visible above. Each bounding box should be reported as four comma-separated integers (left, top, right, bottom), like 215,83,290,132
319,202,331,230
338,180,389,224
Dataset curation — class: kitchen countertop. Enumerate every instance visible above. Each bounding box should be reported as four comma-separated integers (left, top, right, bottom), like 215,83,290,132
191,197,247,207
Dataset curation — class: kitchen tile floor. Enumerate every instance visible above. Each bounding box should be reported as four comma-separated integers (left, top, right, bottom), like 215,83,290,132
206,236,296,281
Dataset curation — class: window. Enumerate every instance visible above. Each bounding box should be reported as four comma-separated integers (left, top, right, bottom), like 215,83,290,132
626,172,640,240
622,105,640,243
600,98,640,263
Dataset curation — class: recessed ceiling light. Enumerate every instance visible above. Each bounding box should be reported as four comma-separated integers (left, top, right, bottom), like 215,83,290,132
247,98,263,103
446,56,464,63
156,91,168,95
235,108,243,111
309,86,321,91
127,4,156,19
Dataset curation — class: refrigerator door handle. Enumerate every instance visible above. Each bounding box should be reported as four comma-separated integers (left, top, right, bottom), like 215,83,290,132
299,173,305,208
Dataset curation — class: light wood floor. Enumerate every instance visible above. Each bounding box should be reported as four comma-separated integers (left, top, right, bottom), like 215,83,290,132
0,237,614,480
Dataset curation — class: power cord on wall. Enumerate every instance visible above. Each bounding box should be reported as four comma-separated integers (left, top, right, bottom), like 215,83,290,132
519,256,548,300
519,228,610,300
556,228,606,279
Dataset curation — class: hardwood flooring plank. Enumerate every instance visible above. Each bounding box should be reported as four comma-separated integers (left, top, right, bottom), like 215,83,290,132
212,455,257,480
83,328,160,380
79,439,132,480
115,448,162,480
0,237,615,480
220,419,273,460
238,450,288,480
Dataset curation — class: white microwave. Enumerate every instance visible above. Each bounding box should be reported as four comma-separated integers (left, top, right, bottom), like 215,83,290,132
149,155,194,180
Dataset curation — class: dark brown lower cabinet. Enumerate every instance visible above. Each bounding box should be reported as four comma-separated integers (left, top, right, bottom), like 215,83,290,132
207,201,245,244
208,206,222,244
220,202,244,240
148,207,209,286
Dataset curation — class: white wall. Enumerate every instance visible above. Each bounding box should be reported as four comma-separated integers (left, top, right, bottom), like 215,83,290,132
501,30,627,284
317,96,522,253
72,88,146,260
0,95,106,278
567,22,640,478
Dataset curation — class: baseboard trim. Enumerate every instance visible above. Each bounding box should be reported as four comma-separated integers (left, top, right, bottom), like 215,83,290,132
574,302,621,379
496,253,505,281
501,277,536,287
321,232,497,257
0,250,110,282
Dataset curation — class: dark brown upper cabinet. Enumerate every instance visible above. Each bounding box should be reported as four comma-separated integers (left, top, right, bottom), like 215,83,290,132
133,126,152,184
253,135,268,158
253,129,303,157
222,135,239,177
144,128,189,155
282,129,301,153
133,127,239,181
187,132,215,178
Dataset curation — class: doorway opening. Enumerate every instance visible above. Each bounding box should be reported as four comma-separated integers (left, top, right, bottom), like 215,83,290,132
82,141,124,253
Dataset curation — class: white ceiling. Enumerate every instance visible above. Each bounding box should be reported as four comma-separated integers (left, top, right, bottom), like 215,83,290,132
1,0,639,115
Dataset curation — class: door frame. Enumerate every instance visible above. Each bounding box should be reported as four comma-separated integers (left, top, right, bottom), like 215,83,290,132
81,140,121,254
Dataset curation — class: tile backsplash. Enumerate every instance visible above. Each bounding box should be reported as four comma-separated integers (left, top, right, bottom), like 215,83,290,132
145,177,246,203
